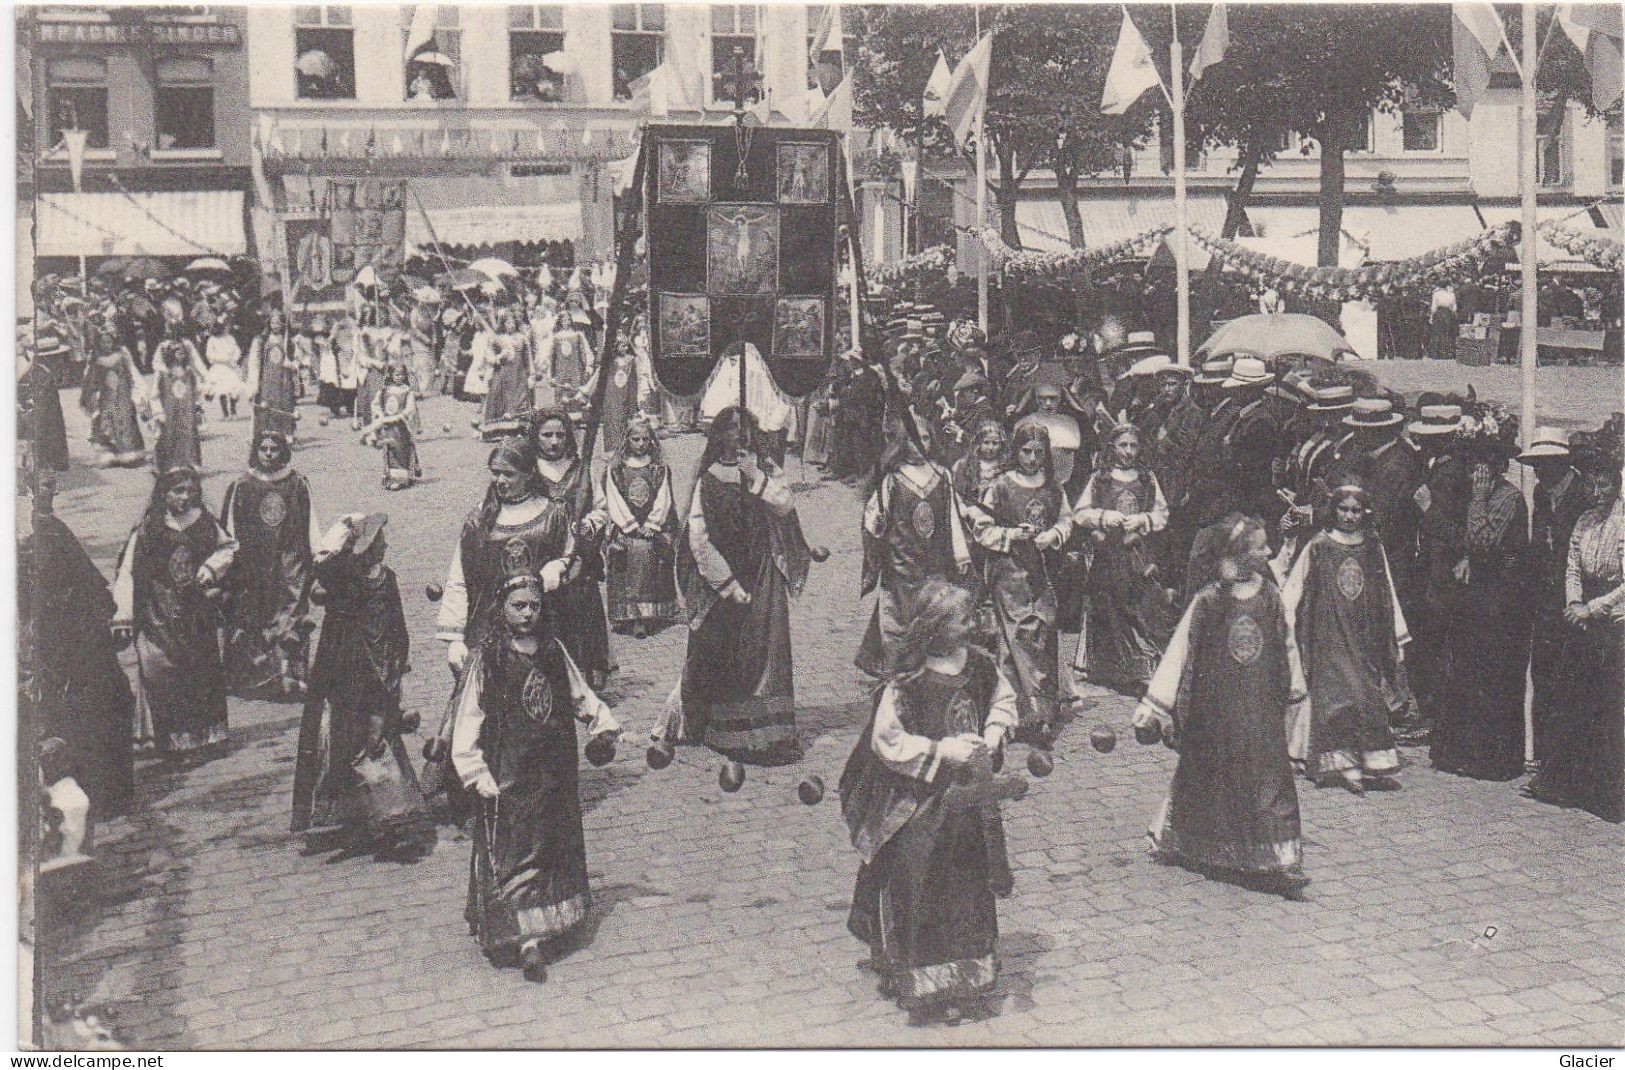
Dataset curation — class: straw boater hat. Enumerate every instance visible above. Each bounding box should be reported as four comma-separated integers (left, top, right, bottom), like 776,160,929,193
1517,426,1572,463
1194,355,1234,385
900,319,928,344
1222,357,1272,389
1407,402,1465,437
1305,380,1357,412
1342,397,1406,430
1119,353,1173,380
1112,330,1162,358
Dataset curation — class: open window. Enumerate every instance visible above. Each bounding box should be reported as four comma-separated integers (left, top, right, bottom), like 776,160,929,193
403,5,462,101
510,4,567,103
1401,108,1441,153
155,57,215,149
47,56,109,149
709,5,761,107
294,6,355,100
611,4,664,102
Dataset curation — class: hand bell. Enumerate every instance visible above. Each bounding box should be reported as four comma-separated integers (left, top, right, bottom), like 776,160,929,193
719,760,746,793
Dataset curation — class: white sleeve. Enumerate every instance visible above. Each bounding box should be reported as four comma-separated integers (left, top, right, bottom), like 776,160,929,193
203,519,238,577
1135,597,1198,730
436,542,469,643
1145,473,1169,532
112,529,139,625
862,484,885,537
449,664,489,788
987,669,1019,733
1072,474,1105,530
560,642,621,736
870,684,942,782
756,469,794,516
687,484,736,592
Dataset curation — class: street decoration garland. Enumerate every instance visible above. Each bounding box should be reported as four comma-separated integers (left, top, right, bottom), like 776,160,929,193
982,226,1172,279
1190,220,1523,302
871,244,956,290
1540,222,1623,272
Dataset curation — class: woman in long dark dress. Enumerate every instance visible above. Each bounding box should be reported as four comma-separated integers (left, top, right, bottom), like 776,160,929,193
80,321,145,468
480,314,532,439
841,580,1019,1024
972,423,1071,742
152,332,207,475
113,467,237,755
21,477,135,817
664,407,812,764
247,307,299,445
593,415,679,637
220,430,319,701
529,409,615,686
1528,453,1624,822
1072,423,1175,697
24,316,72,473
1133,514,1309,896
1429,429,1529,781
1282,479,1409,792
452,573,620,982
292,514,431,853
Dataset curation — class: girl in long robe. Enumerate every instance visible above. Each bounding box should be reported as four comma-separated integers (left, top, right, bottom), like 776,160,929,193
408,300,441,397
151,335,207,474
1528,456,1624,822
1072,423,1175,697
593,415,680,637
972,423,1071,743
1429,444,1529,781
1133,514,1310,897
80,324,145,467
480,320,532,439
428,438,578,814
247,309,299,445
665,407,812,765
452,573,620,983
1282,479,1409,792
292,514,431,855
857,424,974,679
840,580,1018,1024
352,310,393,433
529,409,615,686
220,431,320,701
113,468,237,755
315,316,355,417
364,364,422,491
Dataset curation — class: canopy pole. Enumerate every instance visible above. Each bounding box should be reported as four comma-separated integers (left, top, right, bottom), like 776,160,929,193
974,5,989,335
1518,1,1539,768
1170,4,1191,366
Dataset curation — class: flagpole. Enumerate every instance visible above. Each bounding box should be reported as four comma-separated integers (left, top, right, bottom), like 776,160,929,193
1170,6,1191,366
844,132,863,357
1519,0,1539,768
974,6,989,335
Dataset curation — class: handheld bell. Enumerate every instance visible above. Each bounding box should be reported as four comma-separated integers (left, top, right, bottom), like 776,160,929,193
1027,749,1054,778
718,760,746,793
797,775,825,806
1090,725,1118,754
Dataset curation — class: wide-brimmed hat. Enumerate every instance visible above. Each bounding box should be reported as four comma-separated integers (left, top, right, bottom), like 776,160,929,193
1119,354,1174,380
900,318,927,343
1194,355,1234,385
1305,380,1357,411
1342,397,1405,430
350,512,389,557
1407,403,1465,437
1111,329,1161,356
947,321,987,353
1517,426,1572,463
1222,357,1272,389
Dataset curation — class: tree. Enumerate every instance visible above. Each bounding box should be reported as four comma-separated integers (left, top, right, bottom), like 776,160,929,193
850,5,1155,250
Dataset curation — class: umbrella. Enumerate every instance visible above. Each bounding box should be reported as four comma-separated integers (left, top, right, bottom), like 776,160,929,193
93,257,129,277
1196,313,1358,364
295,50,335,78
124,257,172,279
186,256,231,274
410,51,455,67
468,257,518,279
437,269,486,290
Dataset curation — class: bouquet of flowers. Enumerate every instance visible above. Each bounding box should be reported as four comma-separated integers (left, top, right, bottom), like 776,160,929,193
1454,401,1519,458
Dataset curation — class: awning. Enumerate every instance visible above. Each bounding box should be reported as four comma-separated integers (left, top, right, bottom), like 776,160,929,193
1015,190,1233,255
1479,203,1622,273
1341,204,1486,261
403,174,583,249
36,190,246,257
1241,205,1368,268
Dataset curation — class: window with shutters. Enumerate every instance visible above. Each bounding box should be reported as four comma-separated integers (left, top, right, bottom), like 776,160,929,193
611,4,664,102
402,5,462,101
709,5,762,107
47,56,109,149
155,57,215,149
294,7,354,100
510,4,567,102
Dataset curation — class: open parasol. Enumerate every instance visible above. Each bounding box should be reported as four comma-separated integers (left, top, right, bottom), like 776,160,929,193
468,257,518,279
437,268,486,290
185,256,232,274
1196,313,1358,364
124,256,173,279
295,50,335,78
93,257,129,277
410,51,455,67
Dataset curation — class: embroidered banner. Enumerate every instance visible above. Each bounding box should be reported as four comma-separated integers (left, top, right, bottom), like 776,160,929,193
643,124,842,397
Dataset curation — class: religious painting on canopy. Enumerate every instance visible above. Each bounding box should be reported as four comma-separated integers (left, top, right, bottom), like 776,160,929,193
644,123,843,398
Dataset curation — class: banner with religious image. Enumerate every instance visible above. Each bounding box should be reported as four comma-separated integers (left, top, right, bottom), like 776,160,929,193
643,123,842,397
283,180,407,310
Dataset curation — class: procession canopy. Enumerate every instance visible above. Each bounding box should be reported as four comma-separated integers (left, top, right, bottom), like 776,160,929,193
643,123,842,399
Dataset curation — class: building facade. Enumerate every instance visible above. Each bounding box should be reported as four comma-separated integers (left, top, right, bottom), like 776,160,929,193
247,3,853,281
20,5,254,272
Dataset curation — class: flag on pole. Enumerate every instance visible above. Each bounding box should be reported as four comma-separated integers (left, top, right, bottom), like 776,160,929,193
1560,4,1623,111
63,129,88,193
922,49,952,118
1188,3,1229,82
1101,7,1163,115
814,76,853,131
944,33,993,148
404,4,437,60
900,158,919,202
1450,2,1505,118
808,4,845,62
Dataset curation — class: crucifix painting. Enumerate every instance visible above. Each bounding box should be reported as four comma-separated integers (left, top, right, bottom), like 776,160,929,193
707,205,779,295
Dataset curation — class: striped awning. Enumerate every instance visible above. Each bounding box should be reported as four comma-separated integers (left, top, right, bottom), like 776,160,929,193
35,190,246,257
402,174,583,249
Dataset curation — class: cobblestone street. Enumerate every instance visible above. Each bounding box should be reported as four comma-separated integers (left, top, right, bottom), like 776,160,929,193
40,390,1625,1049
